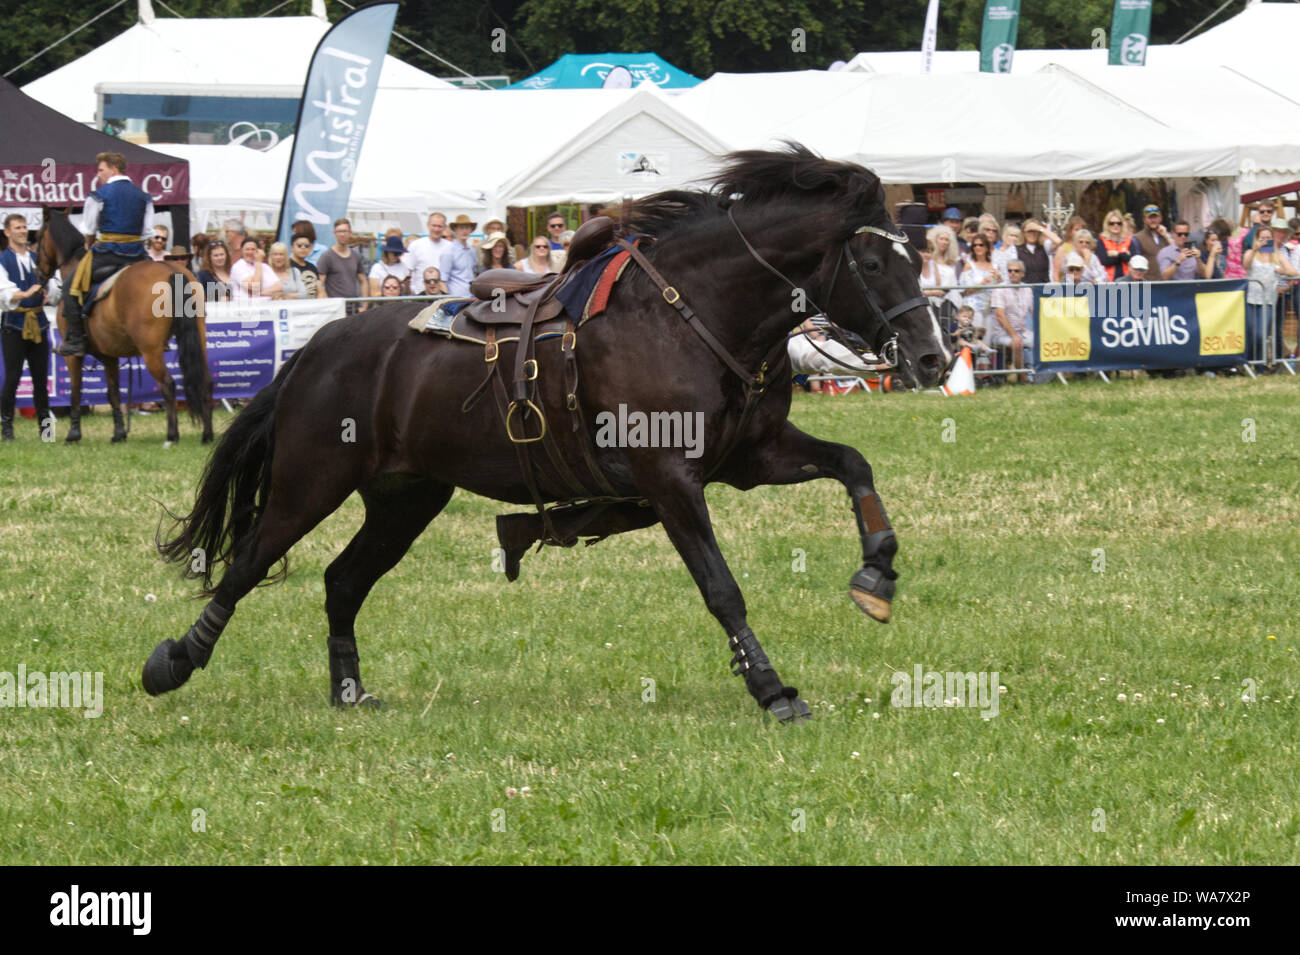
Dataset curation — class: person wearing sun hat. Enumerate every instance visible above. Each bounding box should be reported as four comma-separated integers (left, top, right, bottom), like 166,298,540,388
369,230,412,296
475,231,515,275
439,214,478,297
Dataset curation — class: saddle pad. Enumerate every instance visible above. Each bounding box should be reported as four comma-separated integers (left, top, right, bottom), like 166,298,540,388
554,236,645,322
85,268,129,314
407,296,474,335
407,297,570,347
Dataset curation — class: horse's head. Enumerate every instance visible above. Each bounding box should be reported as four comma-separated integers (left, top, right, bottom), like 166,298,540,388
37,207,82,277
709,144,951,389
822,222,952,389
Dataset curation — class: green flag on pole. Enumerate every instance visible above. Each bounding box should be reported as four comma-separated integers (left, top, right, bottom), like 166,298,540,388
1108,0,1153,66
979,1,1021,74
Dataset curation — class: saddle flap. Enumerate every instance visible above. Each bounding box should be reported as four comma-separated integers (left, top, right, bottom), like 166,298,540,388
461,295,565,326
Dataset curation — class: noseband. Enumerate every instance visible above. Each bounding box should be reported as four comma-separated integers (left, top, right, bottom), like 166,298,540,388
727,209,930,369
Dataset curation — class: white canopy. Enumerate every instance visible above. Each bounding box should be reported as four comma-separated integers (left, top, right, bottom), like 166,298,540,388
1042,63,1300,177
673,70,1238,183
152,88,731,229
22,15,452,127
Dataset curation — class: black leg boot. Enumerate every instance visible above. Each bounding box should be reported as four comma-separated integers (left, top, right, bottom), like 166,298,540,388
57,296,87,357
1,394,14,441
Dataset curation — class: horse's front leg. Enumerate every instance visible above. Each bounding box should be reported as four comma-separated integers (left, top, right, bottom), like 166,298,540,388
731,421,899,623
64,354,83,444
634,459,810,721
103,358,128,442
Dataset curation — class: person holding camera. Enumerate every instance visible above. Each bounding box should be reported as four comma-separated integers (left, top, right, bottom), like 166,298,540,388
1245,226,1299,365
1157,221,1200,282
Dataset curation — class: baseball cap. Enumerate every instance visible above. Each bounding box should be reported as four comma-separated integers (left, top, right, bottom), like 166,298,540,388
943,207,962,220
1143,204,1160,215
1065,252,1086,269
1130,255,1149,270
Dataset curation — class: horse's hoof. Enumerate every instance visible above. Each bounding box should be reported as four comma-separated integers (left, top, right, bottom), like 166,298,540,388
850,589,891,622
201,434,214,445
766,691,812,723
111,432,127,443
141,639,195,696
64,431,81,444
849,567,894,623
162,440,175,449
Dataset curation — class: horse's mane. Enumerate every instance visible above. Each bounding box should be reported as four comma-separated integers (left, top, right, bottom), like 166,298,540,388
621,142,888,242
45,209,85,261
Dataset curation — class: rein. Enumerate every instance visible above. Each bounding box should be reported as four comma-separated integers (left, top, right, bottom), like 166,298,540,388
725,208,928,373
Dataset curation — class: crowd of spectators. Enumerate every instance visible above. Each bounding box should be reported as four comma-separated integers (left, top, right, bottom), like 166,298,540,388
919,200,1300,381
180,210,579,309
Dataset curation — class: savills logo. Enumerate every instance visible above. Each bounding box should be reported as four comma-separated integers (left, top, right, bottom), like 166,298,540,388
1039,337,1088,359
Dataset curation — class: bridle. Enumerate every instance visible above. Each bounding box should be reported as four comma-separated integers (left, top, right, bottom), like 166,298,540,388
727,207,930,372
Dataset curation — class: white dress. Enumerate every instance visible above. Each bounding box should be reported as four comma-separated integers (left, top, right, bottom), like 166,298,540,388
959,260,999,331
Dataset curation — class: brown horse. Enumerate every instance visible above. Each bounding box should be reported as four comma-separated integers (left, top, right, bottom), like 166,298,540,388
37,208,214,444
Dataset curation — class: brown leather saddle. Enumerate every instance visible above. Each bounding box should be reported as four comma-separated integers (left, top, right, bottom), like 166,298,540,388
409,215,616,353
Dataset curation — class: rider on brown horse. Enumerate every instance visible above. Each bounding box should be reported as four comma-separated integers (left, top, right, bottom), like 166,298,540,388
57,151,155,357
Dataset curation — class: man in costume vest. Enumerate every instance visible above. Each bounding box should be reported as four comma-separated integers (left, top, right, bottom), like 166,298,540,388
1,213,49,439
58,151,154,357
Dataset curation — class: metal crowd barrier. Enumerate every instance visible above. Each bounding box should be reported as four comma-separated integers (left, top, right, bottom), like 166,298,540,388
923,276,1292,382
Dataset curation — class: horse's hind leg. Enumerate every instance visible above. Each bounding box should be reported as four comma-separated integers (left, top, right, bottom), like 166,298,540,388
143,473,361,698
140,346,180,444
103,358,127,442
323,476,454,707
495,501,659,581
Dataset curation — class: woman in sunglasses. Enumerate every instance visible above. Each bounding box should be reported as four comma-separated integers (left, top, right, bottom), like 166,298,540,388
959,234,1000,335
1244,226,1299,364
1097,212,1139,280
517,235,555,275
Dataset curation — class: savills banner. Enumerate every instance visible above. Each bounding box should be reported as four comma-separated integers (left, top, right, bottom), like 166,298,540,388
1033,280,1249,372
979,0,1020,74
276,2,399,246
1108,0,1153,66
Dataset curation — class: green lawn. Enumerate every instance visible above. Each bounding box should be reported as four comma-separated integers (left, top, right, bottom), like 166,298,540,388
1,375,1296,864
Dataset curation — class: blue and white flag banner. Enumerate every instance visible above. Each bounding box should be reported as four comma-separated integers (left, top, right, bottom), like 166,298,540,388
276,2,399,246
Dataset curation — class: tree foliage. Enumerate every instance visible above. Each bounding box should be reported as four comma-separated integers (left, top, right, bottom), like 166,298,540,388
2,0,1247,90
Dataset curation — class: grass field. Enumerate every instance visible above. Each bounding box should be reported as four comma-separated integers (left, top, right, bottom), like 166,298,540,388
1,375,1297,865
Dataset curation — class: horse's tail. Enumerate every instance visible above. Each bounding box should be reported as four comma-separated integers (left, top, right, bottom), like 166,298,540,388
157,351,301,596
170,269,211,424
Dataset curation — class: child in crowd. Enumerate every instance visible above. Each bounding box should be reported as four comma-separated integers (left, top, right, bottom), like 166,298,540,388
951,305,993,379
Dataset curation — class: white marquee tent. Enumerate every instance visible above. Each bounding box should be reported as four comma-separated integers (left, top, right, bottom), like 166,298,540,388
21,6,452,129
673,70,1238,183
152,88,733,231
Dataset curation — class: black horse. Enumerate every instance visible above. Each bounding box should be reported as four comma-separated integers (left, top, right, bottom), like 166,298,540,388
144,144,952,721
